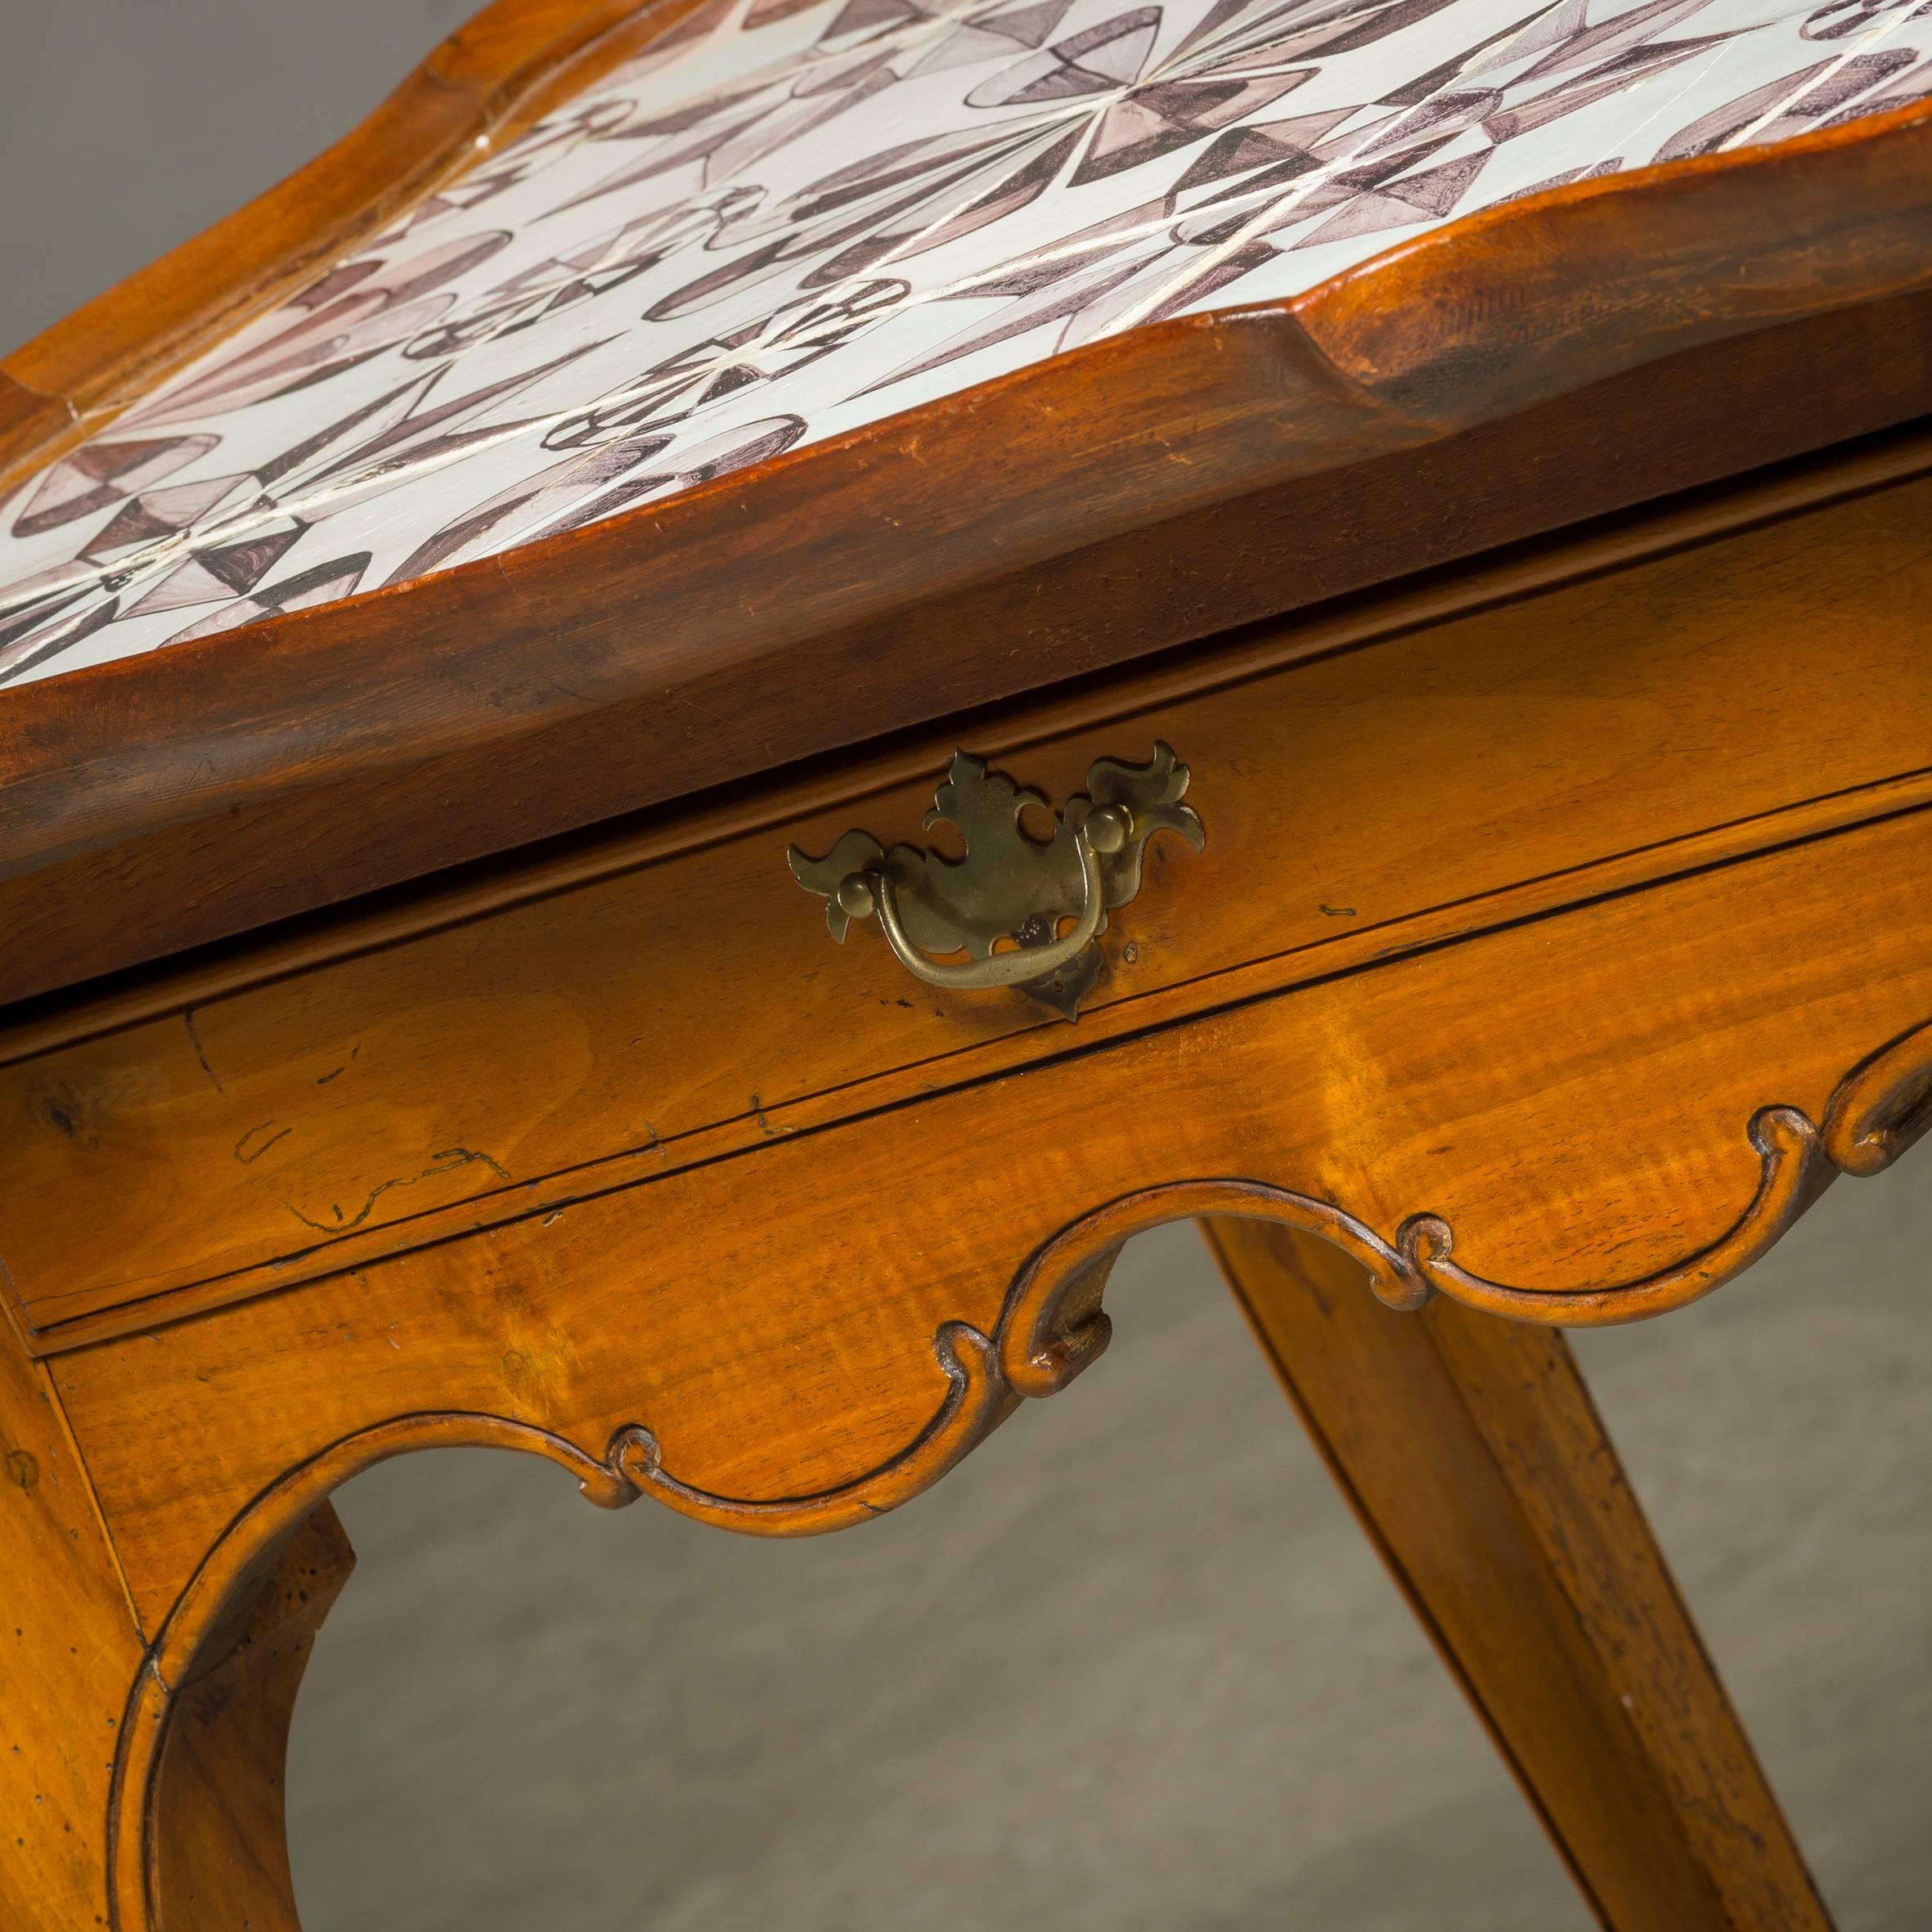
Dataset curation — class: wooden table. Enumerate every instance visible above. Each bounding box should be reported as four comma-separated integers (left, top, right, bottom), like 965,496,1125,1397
2,3,1929,1925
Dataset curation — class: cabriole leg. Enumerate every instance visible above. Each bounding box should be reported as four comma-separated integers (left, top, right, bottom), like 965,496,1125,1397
1,1324,145,1932
147,1504,354,1931
2,1301,351,1932
1200,1216,1830,1932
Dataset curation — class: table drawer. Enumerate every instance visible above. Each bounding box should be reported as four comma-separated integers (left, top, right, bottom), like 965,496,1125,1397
6,467,1931,1337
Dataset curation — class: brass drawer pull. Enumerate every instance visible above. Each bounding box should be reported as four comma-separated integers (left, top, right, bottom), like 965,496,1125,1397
866,823,1109,995
789,744,1203,1018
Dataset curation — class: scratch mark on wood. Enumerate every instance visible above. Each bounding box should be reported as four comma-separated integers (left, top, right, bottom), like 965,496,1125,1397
317,1043,362,1084
282,1146,512,1235
183,1010,223,1092
234,1121,292,1165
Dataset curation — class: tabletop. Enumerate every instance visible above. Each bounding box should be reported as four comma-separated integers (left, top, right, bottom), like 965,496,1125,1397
0,0,1927,1007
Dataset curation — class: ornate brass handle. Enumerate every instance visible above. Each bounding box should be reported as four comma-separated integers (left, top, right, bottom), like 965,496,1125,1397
847,811,1117,992
788,746,1202,1019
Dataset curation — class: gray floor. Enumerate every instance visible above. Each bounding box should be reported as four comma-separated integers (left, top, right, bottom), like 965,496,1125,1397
288,1166,1931,1932
4,6,1929,1925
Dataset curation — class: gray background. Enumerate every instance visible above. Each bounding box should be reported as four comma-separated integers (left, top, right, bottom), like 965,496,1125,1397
0,0,471,354
2,5,1927,1926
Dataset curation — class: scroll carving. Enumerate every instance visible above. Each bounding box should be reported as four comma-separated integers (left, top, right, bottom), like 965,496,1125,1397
606,1323,1013,1535
995,1015,1932,1372
1822,1018,1932,1176
1396,1017,1932,1322
113,1015,1932,1928
1396,1106,1826,1327
141,1018,1932,1644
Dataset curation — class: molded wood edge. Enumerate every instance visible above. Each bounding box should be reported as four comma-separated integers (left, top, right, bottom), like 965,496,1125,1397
90,1008,1932,1926
996,1014,1932,1369
0,104,1927,1002
21,775,1932,1353
0,375,74,479
0,308,1401,878
1296,99,1932,422
5,384,1932,1020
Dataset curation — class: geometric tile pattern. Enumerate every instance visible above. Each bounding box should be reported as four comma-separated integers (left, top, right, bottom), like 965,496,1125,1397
2,0,1927,686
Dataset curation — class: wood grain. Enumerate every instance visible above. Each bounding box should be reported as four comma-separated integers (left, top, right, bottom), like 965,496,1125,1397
17,707,1930,1932
1,106,1928,1002
0,375,73,480
1206,1219,1829,1932
0,1319,142,1932
22,762,1932,1358
3,18,1926,1920
43,796,1931,1926
7,410,1930,1062
146,1506,354,1932
46,800,1932,1637
7,464,1930,1335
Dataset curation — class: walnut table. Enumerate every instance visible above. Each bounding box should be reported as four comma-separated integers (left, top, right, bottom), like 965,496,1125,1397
2,2,1930,1925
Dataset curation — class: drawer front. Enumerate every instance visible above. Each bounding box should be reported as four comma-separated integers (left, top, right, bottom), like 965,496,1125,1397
52,799,1932,1630
5,470,1931,1334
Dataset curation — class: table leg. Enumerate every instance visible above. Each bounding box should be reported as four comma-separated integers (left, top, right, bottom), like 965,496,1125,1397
1,1328,144,1931
147,1503,355,1930
1199,1215,1831,1932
